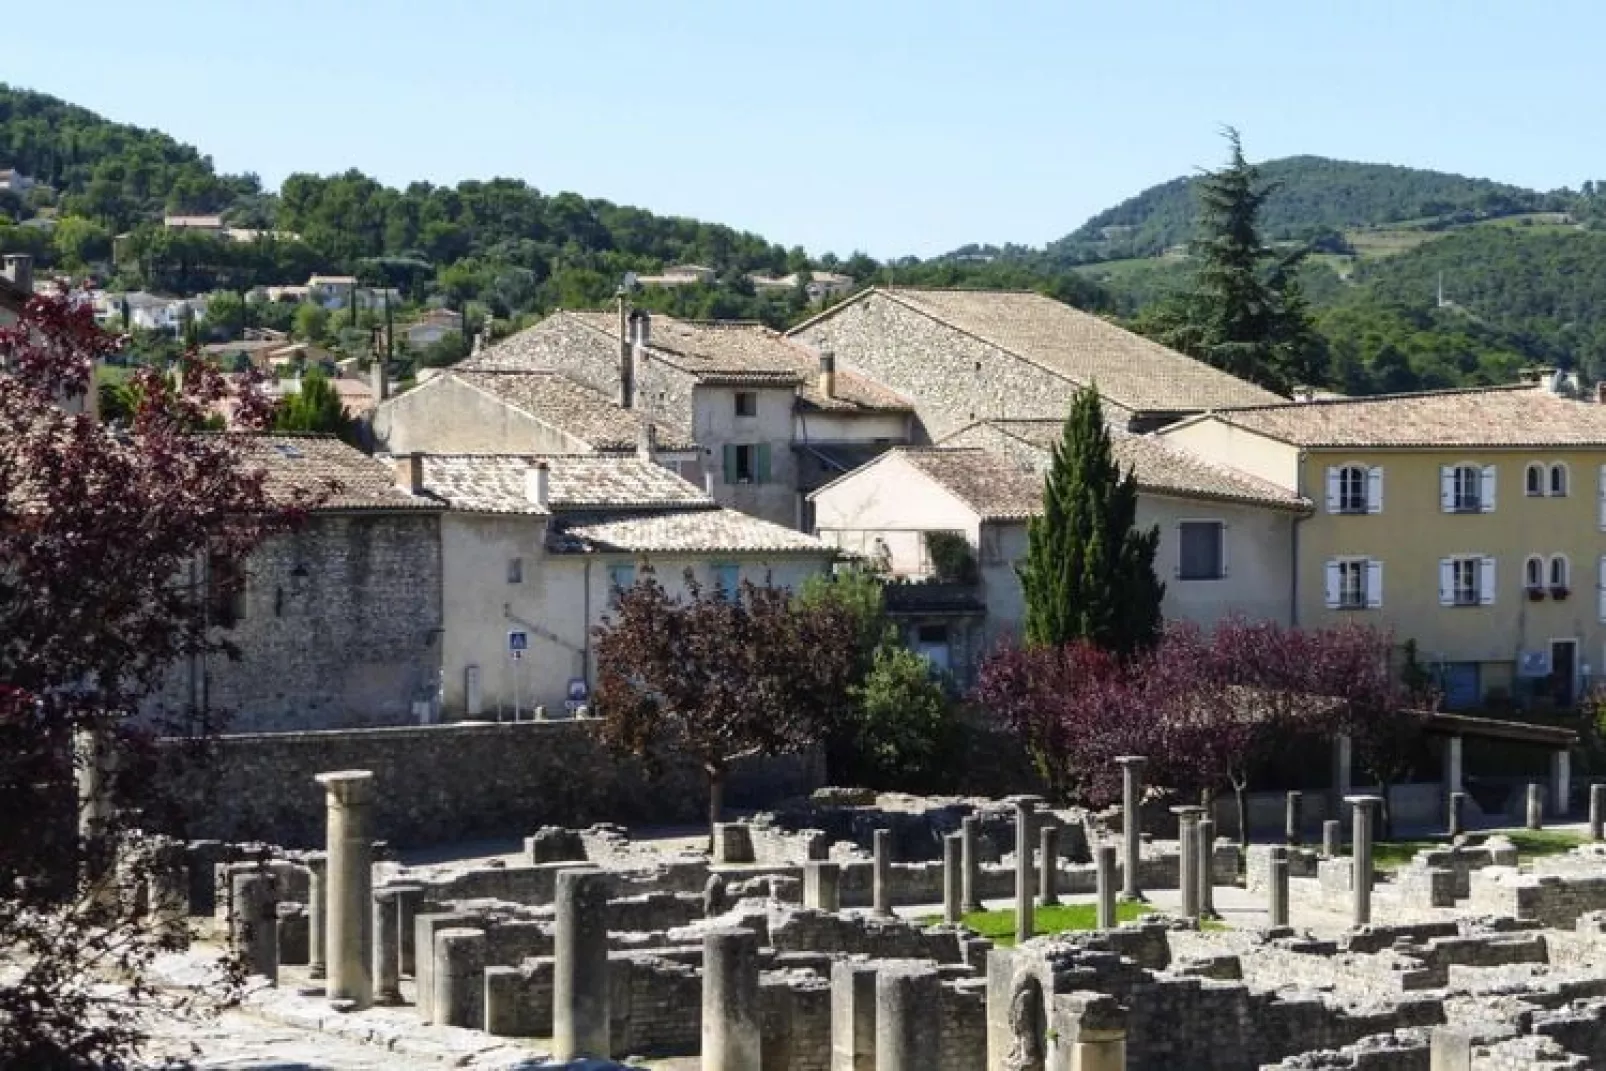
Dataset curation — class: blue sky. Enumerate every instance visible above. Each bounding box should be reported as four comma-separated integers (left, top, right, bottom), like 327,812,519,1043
9,1,1602,258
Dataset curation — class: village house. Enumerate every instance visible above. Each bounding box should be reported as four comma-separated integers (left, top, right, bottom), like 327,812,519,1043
144,435,445,733
404,307,463,349
407,452,836,719
162,214,225,235
788,286,1284,440
0,168,36,194
634,264,717,288
0,253,30,324
1159,381,1606,709
809,430,1308,683
750,270,857,302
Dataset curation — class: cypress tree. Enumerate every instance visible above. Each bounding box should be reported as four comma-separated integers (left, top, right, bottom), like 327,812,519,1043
1017,385,1164,655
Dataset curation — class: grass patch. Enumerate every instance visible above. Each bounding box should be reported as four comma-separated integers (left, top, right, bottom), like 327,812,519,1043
1372,828,1584,872
922,900,1224,946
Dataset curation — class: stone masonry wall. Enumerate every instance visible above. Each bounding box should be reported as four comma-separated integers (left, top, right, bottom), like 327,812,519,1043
158,720,820,847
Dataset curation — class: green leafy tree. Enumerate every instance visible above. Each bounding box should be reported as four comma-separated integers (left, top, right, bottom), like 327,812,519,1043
1017,385,1163,654
50,215,112,269
850,642,960,792
272,367,352,442
201,290,246,341
291,301,329,343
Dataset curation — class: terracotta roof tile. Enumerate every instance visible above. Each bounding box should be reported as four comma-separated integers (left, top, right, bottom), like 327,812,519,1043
417,454,711,514
547,508,834,555
894,449,1043,521
453,370,696,452
241,435,438,512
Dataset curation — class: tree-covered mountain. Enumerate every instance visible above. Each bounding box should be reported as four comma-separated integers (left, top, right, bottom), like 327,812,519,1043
1047,156,1563,263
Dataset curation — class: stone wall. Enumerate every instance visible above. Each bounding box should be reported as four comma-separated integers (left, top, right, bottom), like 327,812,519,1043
159,720,821,847
1469,869,1606,929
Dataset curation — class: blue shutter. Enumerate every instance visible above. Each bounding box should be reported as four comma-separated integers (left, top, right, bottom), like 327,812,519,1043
755,443,772,484
722,445,737,485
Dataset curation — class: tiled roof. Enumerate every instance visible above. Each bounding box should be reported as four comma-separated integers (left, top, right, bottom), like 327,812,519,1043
241,435,438,512
548,508,833,555
417,454,711,515
895,449,1044,521
453,370,697,452
1192,385,1606,448
962,419,1309,510
805,287,1285,413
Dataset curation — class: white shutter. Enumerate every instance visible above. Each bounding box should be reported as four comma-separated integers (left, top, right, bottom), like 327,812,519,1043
1598,465,1606,530
1325,561,1342,609
1365,560,1383,608
1440,466,1455,512
1325,467,1341,513
1480,465,1497,512
1367,467,1383,514
1439,559,1455,606
1599,556,1606,623
1479,556,1497,604
1219,523,1229,578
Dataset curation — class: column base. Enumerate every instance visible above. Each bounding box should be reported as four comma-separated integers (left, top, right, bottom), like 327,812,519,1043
309,965,327,980
1118,892,1148,904
374,989,404,1007
1039,896,1060,907
961,901,983,914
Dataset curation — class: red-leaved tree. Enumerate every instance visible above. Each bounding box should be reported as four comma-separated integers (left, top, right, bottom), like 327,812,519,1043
0,291,308,1067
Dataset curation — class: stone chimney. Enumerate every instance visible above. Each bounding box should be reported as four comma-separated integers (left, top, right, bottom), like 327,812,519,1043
819,349,837,400
526,460,550,508
394,453,424,495
2,253,33,294
637,422,657,462
370,357,388,403
704,470,716,497
1290,384,1315,403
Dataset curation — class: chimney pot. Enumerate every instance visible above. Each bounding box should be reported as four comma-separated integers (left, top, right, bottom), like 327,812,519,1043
819,348,837,400
394,453,424,495
637,422,657,462
526,459,551,508
704,470,715,496
370,357,388,402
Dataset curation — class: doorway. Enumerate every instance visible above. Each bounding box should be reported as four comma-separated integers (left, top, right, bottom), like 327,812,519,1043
1551,639,1578,707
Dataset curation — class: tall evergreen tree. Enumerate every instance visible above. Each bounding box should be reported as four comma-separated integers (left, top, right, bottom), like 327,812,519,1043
1017,385,1164,654
1139,128,1326,393
273,366,353,443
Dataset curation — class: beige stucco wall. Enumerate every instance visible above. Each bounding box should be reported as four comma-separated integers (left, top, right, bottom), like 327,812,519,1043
439,513,830,717
1156,416,1303,490
693,384,799,528
1294,447,1606,688
794,411,910,444
812,454,983,574
372,375,593,455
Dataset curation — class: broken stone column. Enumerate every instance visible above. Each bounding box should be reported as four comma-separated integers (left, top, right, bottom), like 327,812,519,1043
1448,792,1467,838
1065,991,1127,1071
1198,816,1216,919
553,867,611,1060
392,884,425,977
304,852,328,979
702,927,761,1071
1552,750,1570,817
804,860,841,913
315,770,374,1009
872,829,893,918
1037,823,1059,907
74,723,118,910
960,815,982,913
831,959,877,1071
1347,795,1381,927
1116,755,1147,900
1592,783,1606,842
147,837,190,946
1430,1024,1474,1071
372,886,405,1005
1014,798,1036,944
433,926,487,1029
1171,805,1203,920
1527,782,1544,830
1285,791,1303,846
1268,845,1290,928
942,833,963,924
230,870,278,983
1095,842,1117,930
874,962,940,1071
1322,818,1342,857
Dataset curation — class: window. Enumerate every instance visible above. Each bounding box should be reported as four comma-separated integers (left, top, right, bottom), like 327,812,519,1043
734,391,757,418
1550,554,1571,592
607,563,636,607
1325,464,1381,514
1442,463,1494,513
1525,555,1545,591
1452,466,1481,512
206,549,247,627
1439,555,1495,607
1551,463,1570,497
1527,463,1545,497
711,563,740,599
1325,558,1381,610
507,557,523,584
723,443,770,485
1178,521,1226,580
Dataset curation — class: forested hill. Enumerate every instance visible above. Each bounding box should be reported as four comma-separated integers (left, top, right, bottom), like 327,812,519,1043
1048,156,1559,263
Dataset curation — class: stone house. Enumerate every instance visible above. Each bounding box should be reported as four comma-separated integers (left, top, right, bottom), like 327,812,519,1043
0,253,30,324
408,452,836,719
809,431,1308,683
1160,383,1606,709
145,435,446,733
450,308,913,529
788,286,1284,441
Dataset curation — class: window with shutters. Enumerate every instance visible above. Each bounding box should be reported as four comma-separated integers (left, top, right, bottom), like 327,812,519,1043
1452,558,1480,605
1337,466,1367,513
724,443,769,484
1526,463,1545,497
1550,463,1570,497
1178,521,1225,580
1452,465,1482,512
1337,560,1367,609
1525,555,1545,591
711,562,740,600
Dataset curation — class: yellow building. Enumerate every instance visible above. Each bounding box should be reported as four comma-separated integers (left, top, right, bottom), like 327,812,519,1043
1161,384,1606,709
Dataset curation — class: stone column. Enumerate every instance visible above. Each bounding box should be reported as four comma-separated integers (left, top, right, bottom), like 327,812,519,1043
148,837,190,946
871,829,893,918
1331,735,1353,819
1116,756,1147,900
1591,783,1606,842
804,861,841,913
553,868,611,1060
433,927,487,1029
1171,806,1203,920
1448,792,1467,838
1197,816,1217,919
230,870,278,982
874,963,940,1071
1322,819,1342,858
1014,799,1035,944
1443,735,1464,829
1268,846,1290,928
831,960,877,1071
393,884,425,977
74,724,117,909
1038,823,1059,907
1095,842,1117,930
1430,1024,1474,1071
304,852,328,979
702,927,761,1071
1285,791,1303,846
1526,782,1544,830
959,815,982,913
1067,993,1128,1071
1551,751,1571,817
942,834,963,924
372,887,405,1005
315,770,374,1009
1346,795,1381,927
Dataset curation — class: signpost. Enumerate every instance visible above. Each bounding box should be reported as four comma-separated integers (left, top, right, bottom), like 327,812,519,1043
565,678,588,719
508,631,529,721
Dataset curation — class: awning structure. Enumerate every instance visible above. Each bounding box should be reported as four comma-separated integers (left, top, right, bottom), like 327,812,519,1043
1423,711,1578,748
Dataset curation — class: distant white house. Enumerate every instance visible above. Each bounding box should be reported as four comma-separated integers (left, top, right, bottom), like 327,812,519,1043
749,270,855,302
405,308,463,349
0,169,36,194
634,264,717,288
95,290,207,333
